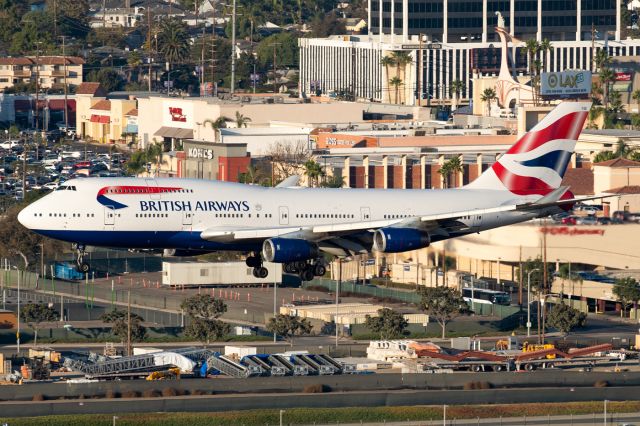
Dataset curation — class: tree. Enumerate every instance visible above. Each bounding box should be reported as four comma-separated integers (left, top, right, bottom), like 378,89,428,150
599,67,615,112
632,89,640,114
450,79,466,111
389,76,403,104
546,303,586,334
320,174,344,188
266,139,311,183
303,160,324,187
235,111,251,128
480,88,496,116
203,116,230,141
364,308,408,340
521,39,540,104
310,11,346,37
381,55,395,85
418,286,472,338
438,156,463,188
20,303,58,346
85,68,124,93
594,49,611,72
613,277,640,318
101,309,147,343
266,313,312,346
157,18,191,65
256,32,299,71
391,51,412,103
180,294,230,345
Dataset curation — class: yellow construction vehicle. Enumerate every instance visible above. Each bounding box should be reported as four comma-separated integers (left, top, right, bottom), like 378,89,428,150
522,341,556,359
146,367,181,381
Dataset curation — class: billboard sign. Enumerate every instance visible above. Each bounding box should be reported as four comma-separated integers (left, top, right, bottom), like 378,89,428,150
615,72,632,81
540,70,591,97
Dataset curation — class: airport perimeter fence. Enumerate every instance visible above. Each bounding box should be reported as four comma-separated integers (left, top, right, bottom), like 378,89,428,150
304,279,523,319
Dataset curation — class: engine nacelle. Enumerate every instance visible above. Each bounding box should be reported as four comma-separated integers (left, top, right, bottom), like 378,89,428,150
262,238,318,263
373,228,431,253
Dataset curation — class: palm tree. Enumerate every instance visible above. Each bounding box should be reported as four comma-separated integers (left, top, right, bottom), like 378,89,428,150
235,111,251,128
599,67,616,111
380,55,396,103
389,76,403,104
480,88,497,116
157,17,191,82
391,51,412,103
303,160,324,187
594,49,611,72
146,140,165,176
438,156,463,188
450,79,466,111
521,39,540,104
539,38,553,69
203,116,230,141
632,89,640,113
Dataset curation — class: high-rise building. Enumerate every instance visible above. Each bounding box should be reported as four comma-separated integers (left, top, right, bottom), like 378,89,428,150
368,0,620,43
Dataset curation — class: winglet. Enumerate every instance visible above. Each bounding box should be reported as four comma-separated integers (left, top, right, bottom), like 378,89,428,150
275,175,300,188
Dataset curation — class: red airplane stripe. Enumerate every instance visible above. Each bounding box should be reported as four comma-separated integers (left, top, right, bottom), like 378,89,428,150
97,186,182,196
506,111,588,155
492,162,554,196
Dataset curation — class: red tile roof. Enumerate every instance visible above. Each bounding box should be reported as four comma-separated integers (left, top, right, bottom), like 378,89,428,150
593,157,640,168
0,57,33,65
125,108,138,116
76,82,106,96
30,56,85,65
561,168,594,195
91,99,111,111
603,185,640,194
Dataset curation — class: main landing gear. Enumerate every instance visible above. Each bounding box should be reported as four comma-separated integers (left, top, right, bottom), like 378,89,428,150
73,244,90,273
245,252,268,279
284,259,326,282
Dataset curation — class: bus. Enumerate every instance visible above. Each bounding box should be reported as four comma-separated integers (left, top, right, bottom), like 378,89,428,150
462,287,511,306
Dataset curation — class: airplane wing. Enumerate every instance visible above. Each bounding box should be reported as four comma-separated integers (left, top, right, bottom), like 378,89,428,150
199,193,615,256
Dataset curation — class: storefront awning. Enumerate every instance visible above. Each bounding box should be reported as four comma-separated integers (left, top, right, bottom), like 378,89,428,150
154,126,193,139
90,114,110,124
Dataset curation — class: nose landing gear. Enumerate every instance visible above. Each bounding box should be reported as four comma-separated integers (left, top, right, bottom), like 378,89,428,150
73,244,90,273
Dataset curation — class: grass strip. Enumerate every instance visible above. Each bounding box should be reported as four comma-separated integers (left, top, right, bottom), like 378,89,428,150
2,401,640,425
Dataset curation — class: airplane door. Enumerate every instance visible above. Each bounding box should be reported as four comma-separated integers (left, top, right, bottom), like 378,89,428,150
360,207,371,221
471,214,482,231
145,178,160,200
183,211,193,227
279,206,289,225
104,207,115,225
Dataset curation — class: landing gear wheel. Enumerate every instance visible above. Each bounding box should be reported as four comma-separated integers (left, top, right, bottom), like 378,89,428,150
294,261,307,271
253,266,269,279
313,264,326,277
245,256,261,268
300,268,314,282
77,262,90,274
284,263,297,274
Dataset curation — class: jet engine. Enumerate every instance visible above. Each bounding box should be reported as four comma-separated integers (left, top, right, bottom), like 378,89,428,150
373,228,430,253
262,238,319,263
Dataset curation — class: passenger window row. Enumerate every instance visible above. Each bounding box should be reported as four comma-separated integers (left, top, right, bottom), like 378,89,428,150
295,213,355,219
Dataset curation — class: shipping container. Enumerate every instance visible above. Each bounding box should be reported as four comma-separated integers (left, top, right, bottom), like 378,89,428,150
162,261,282,286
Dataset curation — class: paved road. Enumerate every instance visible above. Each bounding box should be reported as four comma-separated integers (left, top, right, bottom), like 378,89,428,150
1,387,640,418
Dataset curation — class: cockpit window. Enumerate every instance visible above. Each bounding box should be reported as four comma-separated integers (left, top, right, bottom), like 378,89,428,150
56,186,66,191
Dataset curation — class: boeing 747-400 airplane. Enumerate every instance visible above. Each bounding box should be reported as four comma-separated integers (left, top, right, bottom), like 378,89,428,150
19,101,594,281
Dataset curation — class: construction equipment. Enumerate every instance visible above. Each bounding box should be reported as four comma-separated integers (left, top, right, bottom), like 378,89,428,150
522,342,556,359
146,367,181,381
29,357,50,381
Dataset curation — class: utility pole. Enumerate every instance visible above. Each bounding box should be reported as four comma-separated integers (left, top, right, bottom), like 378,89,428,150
251,20,256,94
270,43,281,94
147,0,152,92
103,0,106,28
591,23,596,72
53,0,58,39
127,290,131,356
60,36,68,135
35,41,41,133
230,0,237,95
541,217,548,344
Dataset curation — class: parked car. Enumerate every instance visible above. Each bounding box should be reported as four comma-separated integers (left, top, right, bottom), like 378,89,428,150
596,217,612,225
561,216,577,225
576,216,598,225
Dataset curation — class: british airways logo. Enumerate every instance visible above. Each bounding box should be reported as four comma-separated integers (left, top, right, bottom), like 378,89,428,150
97,185,250,212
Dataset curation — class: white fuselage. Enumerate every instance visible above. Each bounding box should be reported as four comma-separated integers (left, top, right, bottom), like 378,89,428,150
18,177,540,252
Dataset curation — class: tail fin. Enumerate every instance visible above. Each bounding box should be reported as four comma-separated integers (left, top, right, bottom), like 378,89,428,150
467,101,591,196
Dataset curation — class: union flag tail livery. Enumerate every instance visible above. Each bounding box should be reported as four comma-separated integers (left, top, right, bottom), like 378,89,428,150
467,102,590,196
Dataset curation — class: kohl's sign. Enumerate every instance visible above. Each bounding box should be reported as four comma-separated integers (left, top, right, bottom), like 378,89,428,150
188,147,214,160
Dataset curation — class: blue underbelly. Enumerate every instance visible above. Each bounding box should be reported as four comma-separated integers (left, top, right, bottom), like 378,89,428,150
33,229,261,252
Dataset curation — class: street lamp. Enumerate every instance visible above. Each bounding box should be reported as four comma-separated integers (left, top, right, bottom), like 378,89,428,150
527,268,539,337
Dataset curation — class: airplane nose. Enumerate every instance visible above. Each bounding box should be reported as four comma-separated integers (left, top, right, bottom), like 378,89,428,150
17,205,31,229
